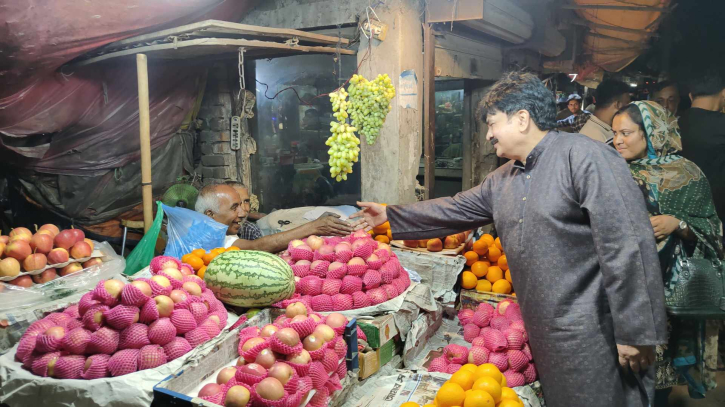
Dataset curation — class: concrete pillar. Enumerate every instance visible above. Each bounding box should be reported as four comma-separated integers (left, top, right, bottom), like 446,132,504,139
358,0,423,205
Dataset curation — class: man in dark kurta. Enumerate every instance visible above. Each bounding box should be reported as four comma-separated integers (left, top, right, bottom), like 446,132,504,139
352,72,667,407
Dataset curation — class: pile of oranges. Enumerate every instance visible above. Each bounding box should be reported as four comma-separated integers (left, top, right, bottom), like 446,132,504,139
369,221,392,244
459,234,513,295
181,246,240,279
399,363,523,407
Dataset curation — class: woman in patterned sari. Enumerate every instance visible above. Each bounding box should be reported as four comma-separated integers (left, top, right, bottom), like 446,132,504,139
612,100,724,406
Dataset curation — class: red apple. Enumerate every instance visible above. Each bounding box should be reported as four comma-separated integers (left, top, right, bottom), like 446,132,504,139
161,268,183,282
0,257,21,278
82,258,103,268
130,280,152,296
9,227,32,240
216,366,237,384
306,235,324,250
45,326,66,340
103,280,125,298
255,348,278,369
268,362,294,385
22,253,47,272
59,262,82,276
238,363,267,377
313,325,335,342
334,242,351,253
256,377,285,401
32,268,57,284
224,385,251,407
325,313,347,329
70,241,92,259
8,275,33,288
5,240,31,261
285,302,308,318
48,248,70,265
53,230,76,250
150,275,171,288
30,234,53,254
0,236,9,244
260,324,279,338
182,281,202,296
170,289,188,304
9,234,31,244
69,228,85,244
39,224,60,236
289,240,305,248
275,328,300,347
83,238,95,252
154,295,174,318
303,333,324,351
236,356,247,366
286,349,311,364
198,383,222,398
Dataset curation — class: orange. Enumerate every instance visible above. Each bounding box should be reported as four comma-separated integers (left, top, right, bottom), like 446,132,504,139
474,364,502,384
476,280,492,293
213,247,226,255
471,262,489,278
400,403,420,407
183,255,204,271
472,240,489,256
485,266,503,283
480,260,491,267
461,364,477,373
461,272,478,290
368,230,375,236
487,246,501,262
500,388,519,401
226,246,240,252
373,221,391,235
197,265,207,279
472,377,501,403
497,255,508,271
492,280,512,294
191,249,206,258
202,251,218,265
450,370,476,390
505,270,512,283
497,400,520,407
463,390,495,407
375,235,391,244
480,234,495,246
387,229,393,241
464,251,479,266
436,383,466,407
494,237,503,251
500,374,507,388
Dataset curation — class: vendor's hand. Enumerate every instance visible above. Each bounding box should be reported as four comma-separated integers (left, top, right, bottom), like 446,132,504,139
312,214,353,236
616,344,655,373
650,215,679,241
350,202,388,232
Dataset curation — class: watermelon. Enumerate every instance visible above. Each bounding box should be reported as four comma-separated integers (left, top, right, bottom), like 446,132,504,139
203,250,295,307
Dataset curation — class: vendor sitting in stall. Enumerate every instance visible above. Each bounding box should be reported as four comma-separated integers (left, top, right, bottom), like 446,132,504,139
195,183,352,253
225,181,265,241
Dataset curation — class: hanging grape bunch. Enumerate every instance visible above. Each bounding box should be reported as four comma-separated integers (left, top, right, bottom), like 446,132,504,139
326,88,360,182
347,73,396,145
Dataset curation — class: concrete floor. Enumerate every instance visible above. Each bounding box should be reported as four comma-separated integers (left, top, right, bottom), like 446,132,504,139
668,372,725,406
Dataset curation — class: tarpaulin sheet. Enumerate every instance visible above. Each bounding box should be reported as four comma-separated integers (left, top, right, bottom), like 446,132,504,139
0,0,256,175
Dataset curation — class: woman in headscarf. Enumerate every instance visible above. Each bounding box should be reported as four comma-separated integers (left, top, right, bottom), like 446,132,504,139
612,100,724,405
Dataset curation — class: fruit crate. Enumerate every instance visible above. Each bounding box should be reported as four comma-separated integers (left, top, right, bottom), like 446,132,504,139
458,289,517,312
153,308,359,406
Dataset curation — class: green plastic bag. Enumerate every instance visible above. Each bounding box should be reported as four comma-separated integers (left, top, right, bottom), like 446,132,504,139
123,201,164,276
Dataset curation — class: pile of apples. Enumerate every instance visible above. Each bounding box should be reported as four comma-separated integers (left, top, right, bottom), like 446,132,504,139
198,302,358,407
278,230,411,312
15,256,228,379
0,224,100,287
427,300,538,387
401,230,471,253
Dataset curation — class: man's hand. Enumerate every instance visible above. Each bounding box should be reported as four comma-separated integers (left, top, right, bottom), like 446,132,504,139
350,202,388,232
312,214,353,237
650,215,679,241
616,344,655,373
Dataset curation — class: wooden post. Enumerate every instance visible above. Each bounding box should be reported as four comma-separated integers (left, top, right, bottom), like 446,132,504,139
423,24,435,200
136,54,153,233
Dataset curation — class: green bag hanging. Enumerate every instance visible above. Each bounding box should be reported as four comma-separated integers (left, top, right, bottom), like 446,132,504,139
123,201,164,276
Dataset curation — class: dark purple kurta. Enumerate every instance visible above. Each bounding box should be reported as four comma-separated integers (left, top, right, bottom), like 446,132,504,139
389,131,667,407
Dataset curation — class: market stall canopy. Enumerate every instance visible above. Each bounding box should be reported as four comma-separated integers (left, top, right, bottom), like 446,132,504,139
566,0,674,73
70,20,354,66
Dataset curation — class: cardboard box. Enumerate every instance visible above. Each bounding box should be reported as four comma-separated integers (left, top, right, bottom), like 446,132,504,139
153,309,357,406
403,306,444,365
459,289,517,311
358,335,403,380
358,313,399,348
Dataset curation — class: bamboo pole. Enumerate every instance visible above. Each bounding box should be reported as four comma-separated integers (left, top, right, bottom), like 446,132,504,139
136,54,153,233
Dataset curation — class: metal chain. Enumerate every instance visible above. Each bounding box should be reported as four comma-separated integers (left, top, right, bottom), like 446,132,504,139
238,47,247,118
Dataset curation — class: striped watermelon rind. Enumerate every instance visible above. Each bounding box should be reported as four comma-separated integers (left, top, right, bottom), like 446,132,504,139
203,250,295,307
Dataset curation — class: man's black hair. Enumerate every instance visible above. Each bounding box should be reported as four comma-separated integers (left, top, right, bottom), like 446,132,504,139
652,80,677,94
478,70,557,131
595,80,631,108
686,69,725,98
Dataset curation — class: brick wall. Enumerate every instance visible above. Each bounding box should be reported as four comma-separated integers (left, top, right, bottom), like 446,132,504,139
197,62,238,184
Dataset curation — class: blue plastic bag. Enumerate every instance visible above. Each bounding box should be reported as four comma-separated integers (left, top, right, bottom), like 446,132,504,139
162,204,228,259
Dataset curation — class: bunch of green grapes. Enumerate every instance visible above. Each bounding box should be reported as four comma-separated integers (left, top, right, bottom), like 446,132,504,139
347,73,396,145
326,90,360,181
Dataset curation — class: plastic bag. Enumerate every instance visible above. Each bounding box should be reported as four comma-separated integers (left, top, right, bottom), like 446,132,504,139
123,201,164,275
162,203,227,259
